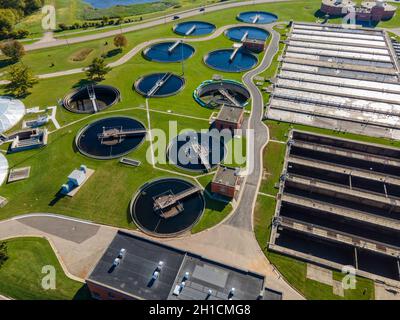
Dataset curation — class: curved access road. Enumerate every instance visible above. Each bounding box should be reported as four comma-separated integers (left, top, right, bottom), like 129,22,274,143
24,0,292,52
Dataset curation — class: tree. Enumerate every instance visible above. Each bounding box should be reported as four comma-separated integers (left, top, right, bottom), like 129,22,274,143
58,23,68,31
86,57,111,82
0,242,8,268
0,9,17,39
0,39,25,62
113,34,127,51
6,64,38,97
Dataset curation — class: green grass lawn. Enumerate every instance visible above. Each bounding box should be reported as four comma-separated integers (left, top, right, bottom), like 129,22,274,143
259,141,286,196
1,0,397,299
0,237,90,300
0,8,261,232
0,107,235,229
191,194,232,233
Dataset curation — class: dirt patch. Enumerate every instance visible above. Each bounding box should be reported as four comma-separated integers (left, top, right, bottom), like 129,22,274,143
70,48,94,62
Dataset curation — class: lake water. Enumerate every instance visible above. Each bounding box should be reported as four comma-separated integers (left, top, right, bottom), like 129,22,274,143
84,0,158,9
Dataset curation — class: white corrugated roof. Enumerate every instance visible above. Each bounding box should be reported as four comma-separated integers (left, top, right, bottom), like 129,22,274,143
0,153,8,186
0,97,25,133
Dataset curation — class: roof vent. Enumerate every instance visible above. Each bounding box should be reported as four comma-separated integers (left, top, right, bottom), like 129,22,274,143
118,248,126,259
157,261,164,271
152,271,160,280
113,258,121,267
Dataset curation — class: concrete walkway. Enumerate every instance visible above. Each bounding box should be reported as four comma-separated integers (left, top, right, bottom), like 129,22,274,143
0,214,117,280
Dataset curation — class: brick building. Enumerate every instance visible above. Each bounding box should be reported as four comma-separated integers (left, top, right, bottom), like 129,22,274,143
243,39,266,53
211,165,240,198
214,105,245,131
320,0,396,22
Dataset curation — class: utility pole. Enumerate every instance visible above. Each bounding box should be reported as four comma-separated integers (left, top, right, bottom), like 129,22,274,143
181,38,185,76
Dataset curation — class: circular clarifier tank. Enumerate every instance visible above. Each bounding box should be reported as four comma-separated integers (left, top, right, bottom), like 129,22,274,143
63,85,120,114
194,79,250,108
134,72,185,97
130,178,205,237
167,131,226,172
173,21,216,36
225,26,270,42
204,48,258,73
237,11,278,24
143,41,195,63
75,116,146,160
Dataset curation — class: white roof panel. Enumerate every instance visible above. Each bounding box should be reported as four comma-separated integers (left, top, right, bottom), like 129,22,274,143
288,40,390,55
286,46,391,62
279,70,400,92
291,34,387,47
0,97,25,134
292,28,385,41
0,153,8,186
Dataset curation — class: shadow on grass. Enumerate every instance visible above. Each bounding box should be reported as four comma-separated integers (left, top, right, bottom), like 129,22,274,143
203,183,229,212
104,48,122,59
0,58,16,69
48,191,66,207
73,284,93,300
72,79,94,89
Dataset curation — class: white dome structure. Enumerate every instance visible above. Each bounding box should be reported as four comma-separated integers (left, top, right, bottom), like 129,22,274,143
0,96,25,134
0,153,8,186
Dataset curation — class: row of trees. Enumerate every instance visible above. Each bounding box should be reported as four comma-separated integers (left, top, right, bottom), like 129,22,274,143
3,34,128,97
0,0,44,16
57,16,137,32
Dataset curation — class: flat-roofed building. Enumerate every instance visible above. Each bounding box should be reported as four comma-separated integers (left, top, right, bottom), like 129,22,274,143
243,39,265,53
320,0,396,22
321,0,356,16
86,231,281,300
266,22,400,140
215,105,244,131
211,165,240,198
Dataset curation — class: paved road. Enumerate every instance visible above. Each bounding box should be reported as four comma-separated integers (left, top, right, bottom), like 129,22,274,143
24,0,292,52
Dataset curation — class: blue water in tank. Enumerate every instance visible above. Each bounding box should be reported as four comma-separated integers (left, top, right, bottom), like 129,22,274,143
225,26,270,42
174,21,216,36
204,48,258,72
143,42,195,62
237,11,278,24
